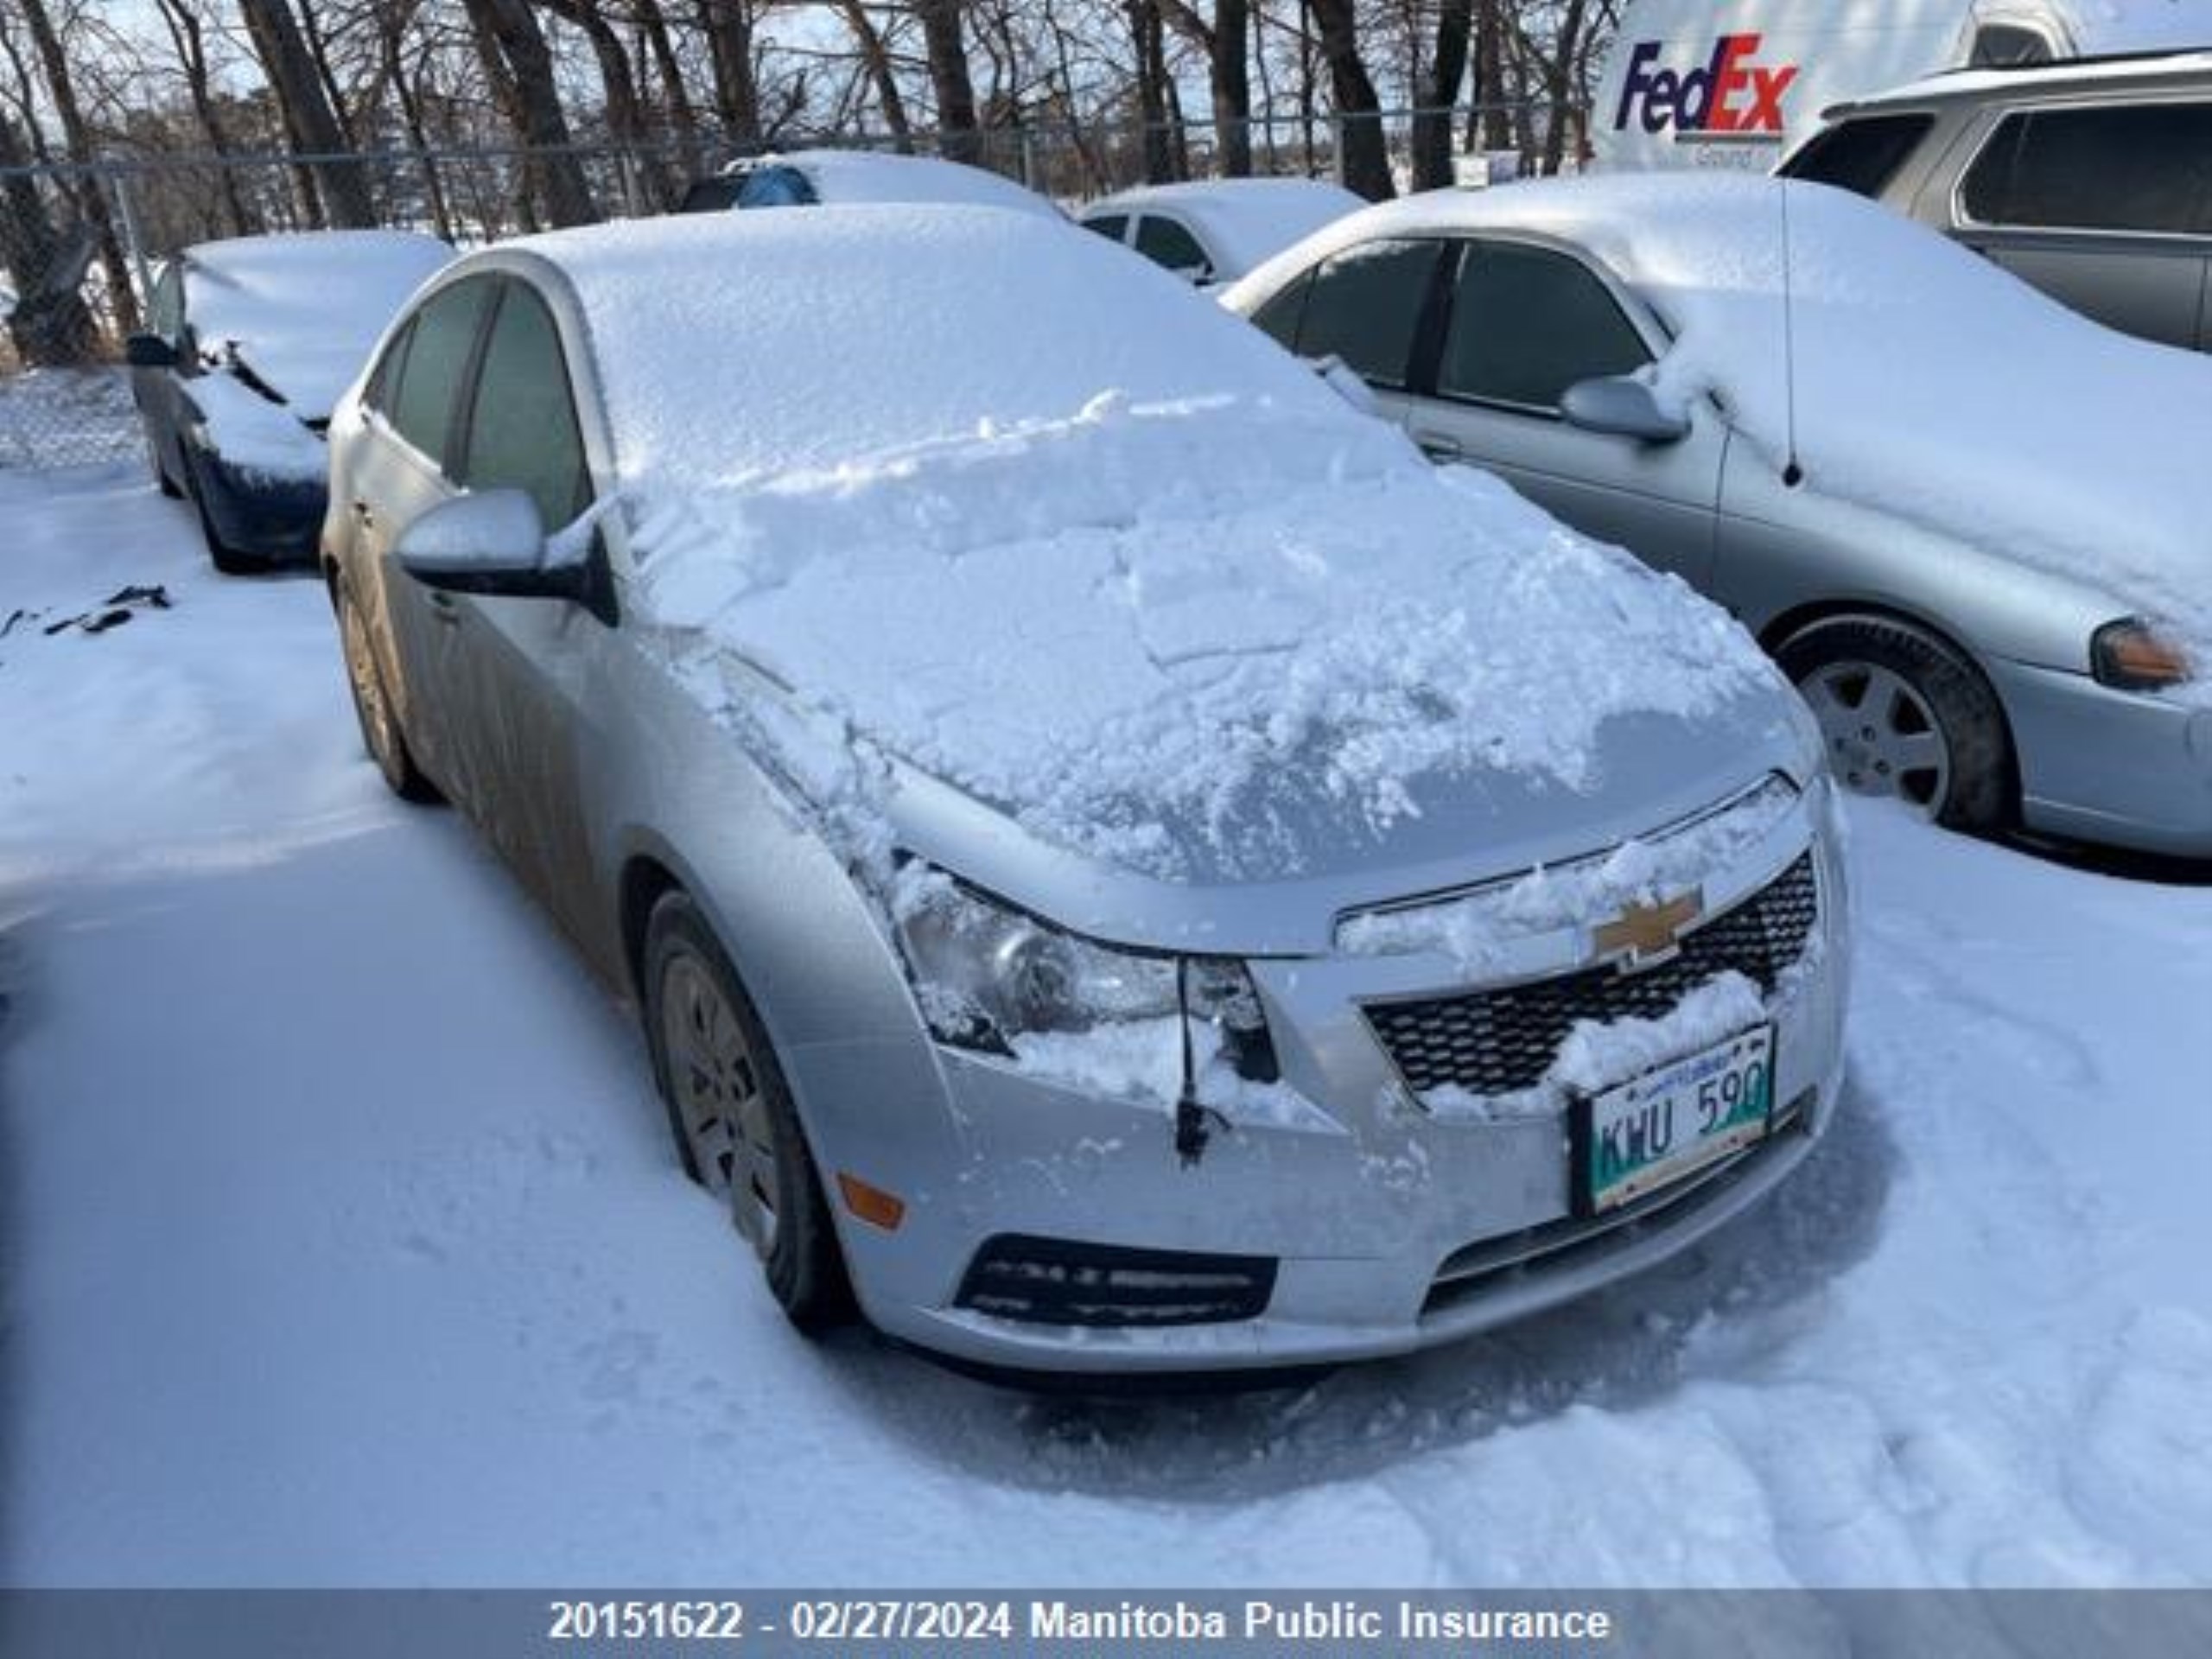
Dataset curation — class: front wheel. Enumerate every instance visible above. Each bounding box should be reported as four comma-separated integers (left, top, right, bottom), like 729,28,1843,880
642,892,853,1332
1778,615,2013,833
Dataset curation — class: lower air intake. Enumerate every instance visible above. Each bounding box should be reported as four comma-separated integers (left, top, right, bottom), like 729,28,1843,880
954,1235,1277,1328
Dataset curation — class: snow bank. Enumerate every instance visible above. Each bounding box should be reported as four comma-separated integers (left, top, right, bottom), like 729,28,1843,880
184,230,452,417
187,371,327,483
1236,176,2212,697
531,207,1775,879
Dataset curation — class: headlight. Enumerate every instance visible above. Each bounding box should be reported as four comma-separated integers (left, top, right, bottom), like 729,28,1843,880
2093,619,2193,692
889,864,1277,1082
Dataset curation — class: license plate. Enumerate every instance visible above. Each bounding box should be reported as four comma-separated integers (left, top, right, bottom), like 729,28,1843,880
1573,1027,1776,1216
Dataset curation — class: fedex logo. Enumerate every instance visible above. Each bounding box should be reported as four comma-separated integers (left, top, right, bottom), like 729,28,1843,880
1614,34,1800,138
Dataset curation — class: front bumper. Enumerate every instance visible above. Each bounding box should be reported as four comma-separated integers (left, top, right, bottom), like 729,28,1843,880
792,797,1853,1376
192,454,326,567
1990,657,2212,859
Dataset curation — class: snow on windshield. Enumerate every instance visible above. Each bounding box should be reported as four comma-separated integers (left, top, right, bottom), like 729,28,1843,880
185,230,453,417
536,205,1780,881
1272,175,2212,699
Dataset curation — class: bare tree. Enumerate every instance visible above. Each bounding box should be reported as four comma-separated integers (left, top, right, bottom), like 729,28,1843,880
1160,0,1250,175
459,0,598,225
237,0,376,226
912,0,981,162
12,0,143,328
1303,0,1389,198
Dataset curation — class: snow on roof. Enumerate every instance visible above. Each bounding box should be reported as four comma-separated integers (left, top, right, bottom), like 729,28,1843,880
1232,175,2212,695
184,230,453,419
518,206,1783,880
1085,178,1367,276
734,149,1065,221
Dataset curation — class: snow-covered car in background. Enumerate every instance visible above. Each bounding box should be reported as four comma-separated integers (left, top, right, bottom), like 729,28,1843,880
1078,177,1365,285
1227,175,2212,860
125,230,453,572
675,148,1064,222
321,206,1847,1377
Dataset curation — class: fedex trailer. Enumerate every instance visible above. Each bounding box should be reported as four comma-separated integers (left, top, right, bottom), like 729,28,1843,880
1591,1,2212,171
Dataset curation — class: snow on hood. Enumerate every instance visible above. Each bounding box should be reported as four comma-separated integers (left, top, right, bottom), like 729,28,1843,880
1238,175,2212,697
184,231,453,420
526,207,1782,882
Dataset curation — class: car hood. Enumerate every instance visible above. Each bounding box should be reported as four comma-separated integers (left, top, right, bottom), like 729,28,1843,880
632,396,1803,949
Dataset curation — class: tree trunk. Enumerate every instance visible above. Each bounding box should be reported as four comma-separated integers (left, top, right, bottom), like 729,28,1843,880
1412,0,1471,190
913,0,982,165
1125,0,1174,183
1304,0,1391,199
1471,0,1512,152
1160,0,1252,178
836,0,912,149
534,0,664,207
459,0,598,227
154,0,255,235
238,0,377,229
15,0,142,332
0,111,99,365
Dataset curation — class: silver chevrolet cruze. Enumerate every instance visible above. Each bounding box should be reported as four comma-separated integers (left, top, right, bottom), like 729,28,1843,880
322,207,1849,1377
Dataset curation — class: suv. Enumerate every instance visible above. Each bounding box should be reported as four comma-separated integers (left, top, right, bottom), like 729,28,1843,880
1780,51,2212,351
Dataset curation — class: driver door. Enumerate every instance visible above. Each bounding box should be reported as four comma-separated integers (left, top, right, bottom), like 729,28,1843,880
1398,238,1728,589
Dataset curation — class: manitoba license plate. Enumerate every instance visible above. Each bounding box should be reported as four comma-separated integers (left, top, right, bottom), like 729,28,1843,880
1575,1027,1776,1215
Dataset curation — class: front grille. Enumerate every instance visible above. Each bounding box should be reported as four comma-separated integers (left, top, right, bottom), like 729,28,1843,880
955,1235,1277,1328
1365,853,1819,1097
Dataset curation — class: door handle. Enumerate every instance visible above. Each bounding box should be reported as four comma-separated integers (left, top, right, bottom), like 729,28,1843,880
1414,431,1464,461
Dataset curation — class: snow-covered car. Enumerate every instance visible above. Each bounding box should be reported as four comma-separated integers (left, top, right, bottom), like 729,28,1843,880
1078,177,1365,285
1226,174,2212,860
322,206,1848,1377
675,148,1064,222
124,231,454,572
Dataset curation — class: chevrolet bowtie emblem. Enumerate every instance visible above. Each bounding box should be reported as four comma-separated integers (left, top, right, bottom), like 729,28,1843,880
1594,889,1704,970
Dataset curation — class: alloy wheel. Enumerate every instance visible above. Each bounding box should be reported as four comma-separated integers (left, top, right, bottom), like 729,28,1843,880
659,951,782,1258
1799,658,1952,812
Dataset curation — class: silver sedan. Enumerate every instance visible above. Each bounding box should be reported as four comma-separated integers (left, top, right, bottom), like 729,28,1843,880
1225,177,2212,861
322,207,1849,1377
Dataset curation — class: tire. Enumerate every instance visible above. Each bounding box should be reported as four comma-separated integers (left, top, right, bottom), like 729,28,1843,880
1777,615,2014,833
334,575,438,804
642,891,853,1332
187,470,256,576
152,448,182,499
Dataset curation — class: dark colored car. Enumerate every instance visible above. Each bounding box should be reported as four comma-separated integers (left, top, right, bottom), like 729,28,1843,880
125,231,452,572
1779,50,2212,352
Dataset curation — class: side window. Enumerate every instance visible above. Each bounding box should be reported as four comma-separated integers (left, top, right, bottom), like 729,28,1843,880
1961,104,2212,235
456,282,590,532
1290,239,1442,389
1780,115,1935,199
1084,213,1129,244
1249,270,1313,353
1135,214,1211,276
389,277,493,469
1439,241,1649,412
735,164,817,209
363,318,414,419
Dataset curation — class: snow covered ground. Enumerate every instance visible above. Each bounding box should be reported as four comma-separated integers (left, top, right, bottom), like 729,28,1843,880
3,460,2210,1588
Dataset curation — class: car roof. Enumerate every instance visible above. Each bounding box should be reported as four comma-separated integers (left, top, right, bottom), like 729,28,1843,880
1827,47,2212,117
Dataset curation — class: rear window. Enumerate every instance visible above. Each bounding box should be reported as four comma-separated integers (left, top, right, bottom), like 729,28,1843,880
1781,114,1935,199
1961,104,2212,235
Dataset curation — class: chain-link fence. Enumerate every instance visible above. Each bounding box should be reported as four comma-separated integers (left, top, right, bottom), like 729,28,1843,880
0,99,1586,473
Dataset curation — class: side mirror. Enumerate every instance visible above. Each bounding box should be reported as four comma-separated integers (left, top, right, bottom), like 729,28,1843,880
397,489,613,620
1560,375,1691,444
1173,262,1215,286
124,334,177,370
